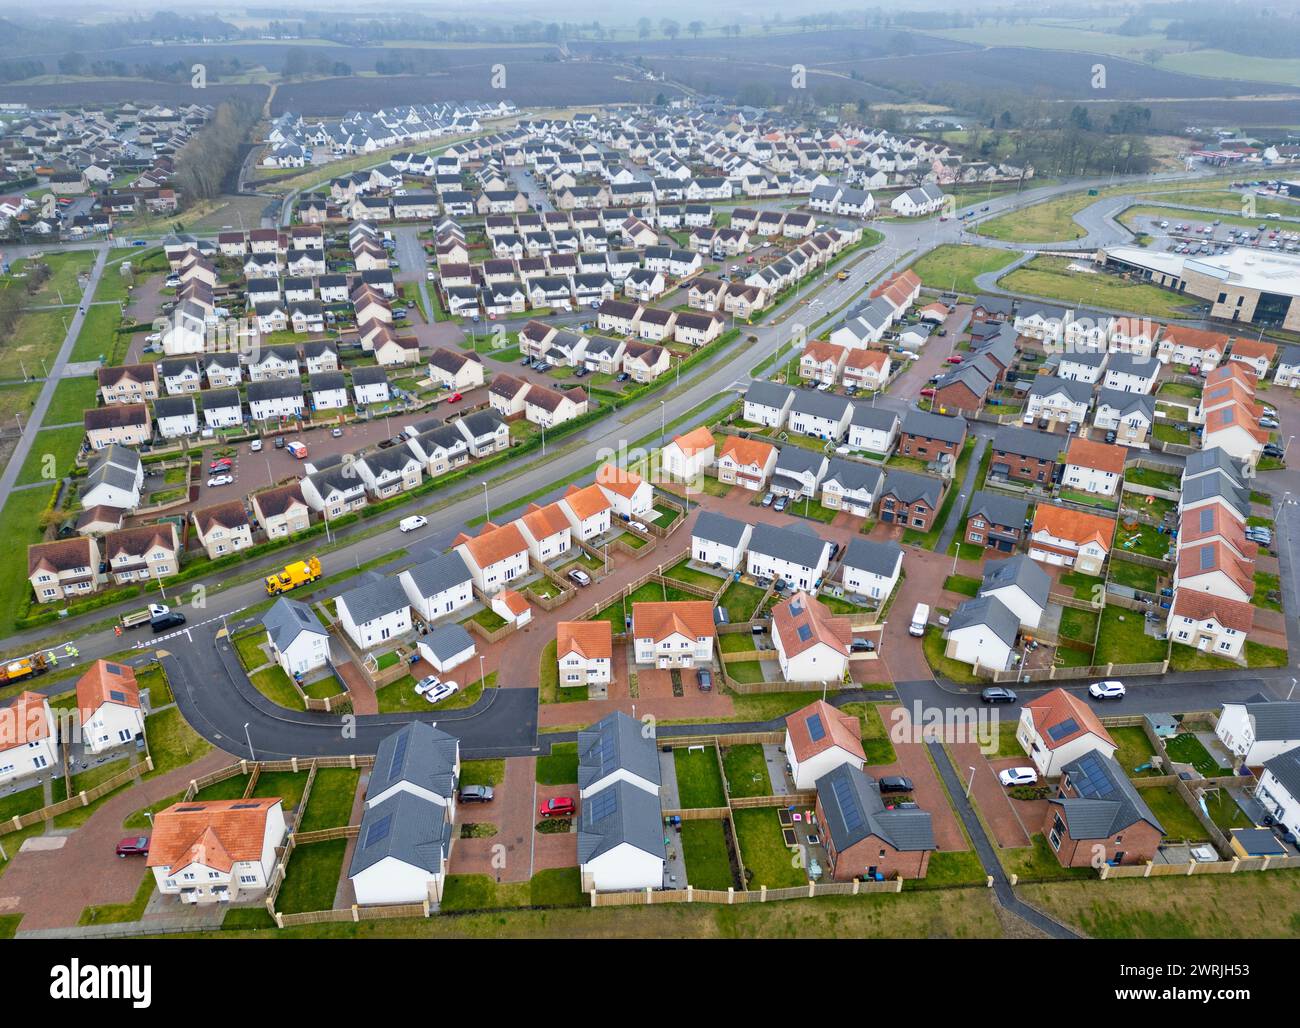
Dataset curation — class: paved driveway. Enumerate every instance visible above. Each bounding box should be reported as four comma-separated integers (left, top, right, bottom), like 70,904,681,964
873,705,968,853
449,755,536,883
951,743,1034,849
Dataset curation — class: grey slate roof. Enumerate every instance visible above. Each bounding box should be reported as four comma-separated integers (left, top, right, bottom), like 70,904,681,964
946,594,1020,649
789,388,851,422
1180,472,1250,520
367,721,459,803
979,554,1050,611
901,409,967,444
1095,388,1155,419
577,779,665,863
153,395,195,418
1236,701,1300,742
881,469,942,508
744,380,794,410
823,456,883,495
816,763,936,853
692,510,749,549
774,445,828,478
348,788,452,877
1053,747,1164,838
966,489,1029,529
1060,349,1107,368
337,574,409,626
748,521,831,570
1105,351,1160,379
423,623,474,663
1183,446,1247,487
577,711,661,792
992,425,1062,462
262,596,327,651
841,537,902,578
1028,374,1092,405
849,405,899,432
403,550,472,599
1264,746,1300,800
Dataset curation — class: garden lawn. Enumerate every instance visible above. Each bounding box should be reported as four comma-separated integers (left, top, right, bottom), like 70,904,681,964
718,580,765,622
252,771,309,812
1058,607,1099,646
674,747,726,808
460,759,506,787
69,304,123,363
1164,733,1232,777
911,849,987,889
0,485,59,633
1094,605,1168,665
250,666,302,709
1000,834,1095,882
537,742,578,785
732,809,806,889
42,375,99,426
297,768,360,832
722,744,771,798
943,574,980,597
1138,784,1210,842
840,702,898,765
143,707,212,777
681,820,734,890
1109,726,1160,777
275,838,347,914
662,559,725,592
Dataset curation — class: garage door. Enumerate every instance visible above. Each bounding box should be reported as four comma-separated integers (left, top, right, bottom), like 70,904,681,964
1029,547,1068,567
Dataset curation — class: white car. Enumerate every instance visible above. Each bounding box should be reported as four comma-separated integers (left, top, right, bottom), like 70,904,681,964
629,521,648,532
426,270,436,281
1089,680,1126,700
206,474,233,487
998,767,1038,787
399,515,428,533
250,439,263,453
413,675,441,696
424,680,459,705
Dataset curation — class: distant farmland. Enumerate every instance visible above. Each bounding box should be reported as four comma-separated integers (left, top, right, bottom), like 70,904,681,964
272,62,682,115
643,58,897,105
0,81,269,109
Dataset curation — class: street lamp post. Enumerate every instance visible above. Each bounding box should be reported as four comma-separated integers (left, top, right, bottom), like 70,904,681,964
481,481,490,522
244,722,256,761
965,766,977,798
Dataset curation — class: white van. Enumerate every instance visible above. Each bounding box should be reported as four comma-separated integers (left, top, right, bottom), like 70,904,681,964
909,603,930,637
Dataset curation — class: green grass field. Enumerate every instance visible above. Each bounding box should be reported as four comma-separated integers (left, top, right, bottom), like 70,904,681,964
69,303,124,363
999,256,1195,318
42,375,98,425
14,424,86,485
909,244,1019,295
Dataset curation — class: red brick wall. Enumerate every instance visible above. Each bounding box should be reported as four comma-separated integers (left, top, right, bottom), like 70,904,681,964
1042,805,1163,867
992,448,1056,484
899,431,963,462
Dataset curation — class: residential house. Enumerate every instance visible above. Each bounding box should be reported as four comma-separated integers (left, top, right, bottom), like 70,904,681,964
743,381,794,428
815,763,935,881
944,595,1019,671
147,797,287,904
399,551,474,625
746,522,831,592
103,523,179,585
978,554,1050,630
252,482,311,540
453,522,530,594
263,596,330,679
75,660,144,754
336,575,412,651
784,699,866,789
557,621,612,688
878,470,943,531
1062,437,1126,497
1028,504,1114,575
989,426,1061,486
771,591,851,684
1017,688,1119,777
27,537,99,603
963,490,1030,553
631,600,715,668
1216,701,1300,767
1045,749,1164,867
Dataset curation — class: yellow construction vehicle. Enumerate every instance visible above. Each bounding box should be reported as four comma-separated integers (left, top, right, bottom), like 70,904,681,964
264,556,323,596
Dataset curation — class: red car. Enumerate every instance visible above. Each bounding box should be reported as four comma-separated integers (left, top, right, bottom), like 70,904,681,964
448,392,463,403
116,835,149,857
539,796,576,818
920,388,935,398
945,355,963,364
208,458,233,472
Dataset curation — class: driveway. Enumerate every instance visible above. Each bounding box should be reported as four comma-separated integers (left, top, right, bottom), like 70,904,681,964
950,743,1034,849
449,755,537,883
873,705,968,853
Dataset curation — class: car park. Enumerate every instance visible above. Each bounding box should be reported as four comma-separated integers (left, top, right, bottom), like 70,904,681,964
399,515,428,532
539,796,576,818
998,767,1038,787
209,458,233,472
1088,680,1126,700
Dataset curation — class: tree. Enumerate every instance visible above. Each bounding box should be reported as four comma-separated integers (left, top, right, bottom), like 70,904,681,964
638,17,652,38
661,19,680,40
57,52,86,76
688,21,704,39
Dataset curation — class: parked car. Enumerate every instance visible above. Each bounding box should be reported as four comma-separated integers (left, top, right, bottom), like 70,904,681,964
459,785,494,803
208,458,233,472
250,439,263,453
980,686,1017,704
116,835,150,857
696,668,713,691
424,681,459,705
567,569,592,587
206,475,233,487
399,515,428,533
539,796,576,818
448,392,463,403
998,767,1038,787
274,436,286,449
877,776,914,794
1088,680,1126,700
850,639,875,652
331,427,343,438
1104,430,1117,445
761,492,774,507
773,495,788,512
414,675,442,695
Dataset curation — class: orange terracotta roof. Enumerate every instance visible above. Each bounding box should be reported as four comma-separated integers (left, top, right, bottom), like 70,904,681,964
498,589,530,617
845,348,889,371
784,698,865,762
1205,361,1256,389
557,620,612,661
1178,501,1255,558
719,435,776,469
670,425,716,458
146,797,281,873
595,463,646,499
454,521,527,569
1170,590,1255,634
0,691,51,748
1065,436,1126,475
803,339,846,364
562,482,612,520
520,501,570,540
631,600,715,643
1031,504,1115,549
76,659,140,716
1023,688,1115,751
1230,337,1277,361
1177,540,1255,597
1163,325,1230,353
772,592,852,660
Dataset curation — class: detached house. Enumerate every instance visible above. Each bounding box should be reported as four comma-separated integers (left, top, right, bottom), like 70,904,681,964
147,797,287,904
336,575,412,651
1017,688,1118,777
453,522,530,594
772,591,851,684
1029,504,1114,576
76,660,144,754
784,699,865,789
1045,749,1164,867
557,620,613,688
816,763,935,881
631,601,715,668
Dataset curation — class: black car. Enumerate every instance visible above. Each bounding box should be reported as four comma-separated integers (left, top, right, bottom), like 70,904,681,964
878,775,914,794
274,436,286,449
850,639,876,652
150,611,187,633
459,785,494,803
1104,430,1117,445
981,686,1017,704
696,669,713,691
1263,443,1284,458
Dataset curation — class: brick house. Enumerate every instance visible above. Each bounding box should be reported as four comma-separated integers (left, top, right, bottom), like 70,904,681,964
897,410,967,468
878,470,943,532
1044,748,1164,867
989,426,1061,486
816,763,935,881
963,490,1030,553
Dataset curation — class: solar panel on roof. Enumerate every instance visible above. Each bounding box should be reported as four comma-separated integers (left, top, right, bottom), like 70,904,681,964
231,802,260,810
109,690,127,703
831,775,864,834
1071,750,1118,798
365,813,393,847
175,806,203,812
588,789,617,823
1199,508,1213,531
106,663,124,675
806,714,825,742
389,730,410,780
797,624,813,643
1046,718,1080,742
